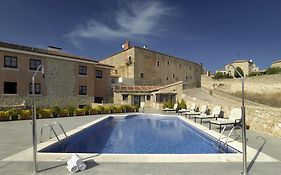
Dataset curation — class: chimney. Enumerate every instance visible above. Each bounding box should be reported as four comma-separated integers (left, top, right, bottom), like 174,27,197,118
48,46,62,52
121,40,130,50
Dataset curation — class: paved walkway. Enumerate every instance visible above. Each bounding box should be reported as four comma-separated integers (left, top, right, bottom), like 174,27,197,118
0,112,280,175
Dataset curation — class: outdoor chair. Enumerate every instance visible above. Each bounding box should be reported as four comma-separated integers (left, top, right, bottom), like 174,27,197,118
194,106,222,124
184,104,207,119
209,108,241,133
178,103,196,115
162,103,178,113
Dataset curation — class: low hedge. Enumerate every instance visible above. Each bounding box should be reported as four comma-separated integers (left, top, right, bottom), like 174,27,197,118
0,104,139,121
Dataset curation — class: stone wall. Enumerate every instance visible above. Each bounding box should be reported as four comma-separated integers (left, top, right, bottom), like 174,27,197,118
272,60,281,68
202,74,281,94
134,47,201,87
200,75,281,137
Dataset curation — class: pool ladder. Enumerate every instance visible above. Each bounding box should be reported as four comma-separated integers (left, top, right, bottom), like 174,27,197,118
217,125,241,149
40,122,68,143
40,122,69,152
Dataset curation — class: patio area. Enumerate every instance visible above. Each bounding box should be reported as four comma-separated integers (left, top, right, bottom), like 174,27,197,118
0,111,280,175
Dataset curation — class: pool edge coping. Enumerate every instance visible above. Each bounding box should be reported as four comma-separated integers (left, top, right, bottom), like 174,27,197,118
1,113,279,163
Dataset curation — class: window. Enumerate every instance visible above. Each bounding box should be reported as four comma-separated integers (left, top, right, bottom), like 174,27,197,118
96,70,102,78
4,82,17,94
146,95,151,101
30,59,41,70
115,69,118,74
4,56,17,68
29,83,41,94
94,97,103,103
140,73,144,78
128,56,132,64
166,77,169,81
185,76,188,80
79,86,87,95
179,64,181,68
173,73,175,78
79,66,87,75
167,61,170,65
123,94,128,101
156,60,160,67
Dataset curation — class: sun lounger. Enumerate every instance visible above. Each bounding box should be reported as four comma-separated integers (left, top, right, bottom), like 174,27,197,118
178,104,196,115
162,103,178,113
195,106,221,124
209,108,241,133
184,104,207,119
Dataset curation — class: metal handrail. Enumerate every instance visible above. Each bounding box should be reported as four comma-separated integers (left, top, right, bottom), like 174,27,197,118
224,125,241,145
52,122,68,139
40,124,60,143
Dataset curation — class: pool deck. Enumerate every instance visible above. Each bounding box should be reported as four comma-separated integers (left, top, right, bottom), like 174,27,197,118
1,112,281,175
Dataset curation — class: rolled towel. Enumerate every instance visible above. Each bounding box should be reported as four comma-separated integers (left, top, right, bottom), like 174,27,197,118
78,163,87,171
71,154,83,166
66,160,79,174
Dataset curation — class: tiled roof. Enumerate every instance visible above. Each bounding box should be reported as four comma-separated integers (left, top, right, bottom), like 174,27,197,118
114,81,183,93
0,41,113,68
114,85,161,92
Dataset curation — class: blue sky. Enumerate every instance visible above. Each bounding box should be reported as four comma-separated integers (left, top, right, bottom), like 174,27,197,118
0,0,281,72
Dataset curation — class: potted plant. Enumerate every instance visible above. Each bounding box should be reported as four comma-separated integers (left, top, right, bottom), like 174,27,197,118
19,110,32,120
0,111,10,121
51,106,60,118
8,108,19,120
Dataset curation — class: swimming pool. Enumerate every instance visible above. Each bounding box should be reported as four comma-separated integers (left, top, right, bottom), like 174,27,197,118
39,114,238,154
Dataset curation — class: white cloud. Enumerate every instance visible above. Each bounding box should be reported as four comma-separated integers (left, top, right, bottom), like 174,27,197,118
67,1,172,46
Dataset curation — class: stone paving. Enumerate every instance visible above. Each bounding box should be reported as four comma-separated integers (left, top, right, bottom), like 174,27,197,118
0,113,281,175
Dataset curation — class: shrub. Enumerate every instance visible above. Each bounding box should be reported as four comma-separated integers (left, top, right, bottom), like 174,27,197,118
51,106,60,118
163,100,168,109
121,105,134,112
213,72,232,79
83,106,91,115
234,67,244,78
95,105,105,114
265,67,281,75
19,110,32,120
75,108,85,116
248,72,260,77
8,108,19,120
103,106,111,114
89,108,98,115
133,104,139,112
179,98,187,109
59,108,69,117
167,99,173,109
67,106,76,116
37,109,52,118
108,105,117,113
115,106,123,113
0,111,10,121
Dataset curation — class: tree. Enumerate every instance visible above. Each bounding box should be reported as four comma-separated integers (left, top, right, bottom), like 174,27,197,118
179,98,187,109
234,67,244,78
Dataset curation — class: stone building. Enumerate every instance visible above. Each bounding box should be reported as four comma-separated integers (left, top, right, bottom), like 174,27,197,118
0,41,112,107
271,60,281,68
225,59,259,77
100,41,202,87
113,81,186,109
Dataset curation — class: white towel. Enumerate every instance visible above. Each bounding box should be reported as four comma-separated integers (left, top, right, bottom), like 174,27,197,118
78,163,87,171
70,154,83,166
66,160,79,173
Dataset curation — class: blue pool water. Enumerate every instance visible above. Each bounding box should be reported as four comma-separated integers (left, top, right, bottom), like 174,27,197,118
39,115,238,154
